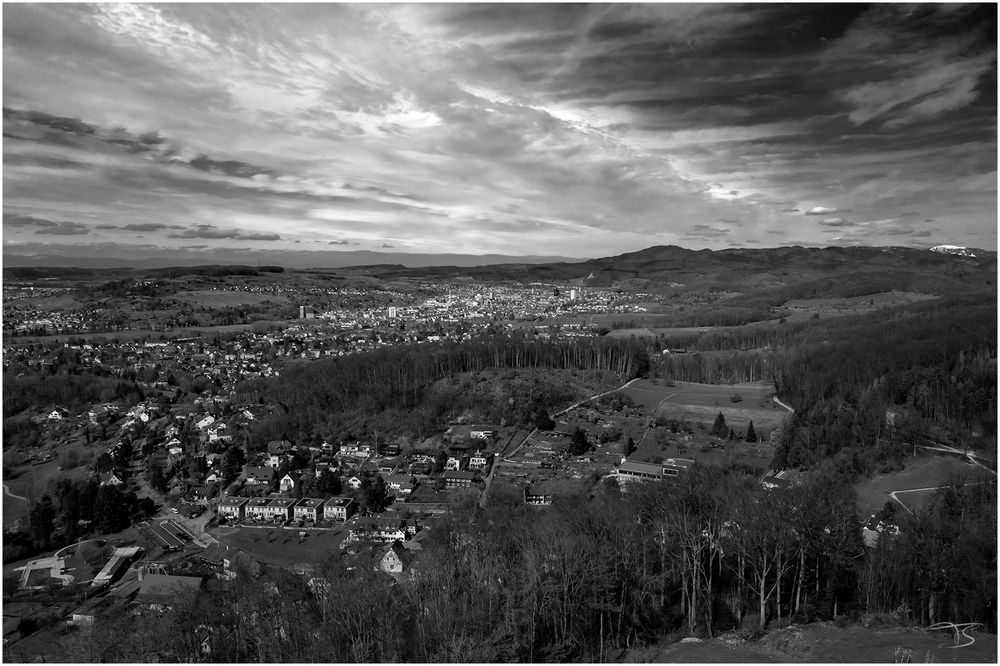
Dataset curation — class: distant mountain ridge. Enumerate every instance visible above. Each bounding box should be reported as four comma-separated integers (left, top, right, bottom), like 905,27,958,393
5,246,996,301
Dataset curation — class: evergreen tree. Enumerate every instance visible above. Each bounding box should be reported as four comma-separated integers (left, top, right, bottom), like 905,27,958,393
533,404,556,431
28,496,55,549
568,427,590,456
745,420,757,443
711,412,728,438
362,476,389,512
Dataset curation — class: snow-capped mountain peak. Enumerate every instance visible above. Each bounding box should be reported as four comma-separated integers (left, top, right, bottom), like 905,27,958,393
930,245,977,257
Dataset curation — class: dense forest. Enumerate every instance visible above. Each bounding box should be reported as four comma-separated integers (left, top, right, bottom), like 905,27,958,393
55,468,995,663
235,336,650,446
634,294,997,474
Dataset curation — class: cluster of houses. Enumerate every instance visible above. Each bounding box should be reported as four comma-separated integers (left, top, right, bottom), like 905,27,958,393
218,495,356,526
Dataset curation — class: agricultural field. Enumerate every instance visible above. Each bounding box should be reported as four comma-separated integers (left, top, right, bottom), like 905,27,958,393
172,289,291,307
15,294,83,311
623,379,788,438
210,525,349,568
780,290,938,323
606,325,720,339
854,454,988,518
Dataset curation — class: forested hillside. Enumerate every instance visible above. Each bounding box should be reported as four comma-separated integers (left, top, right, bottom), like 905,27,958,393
71,467,996,662
235,336,649,447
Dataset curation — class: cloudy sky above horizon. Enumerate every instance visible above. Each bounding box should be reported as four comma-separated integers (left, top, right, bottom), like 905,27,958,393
3,3,997,264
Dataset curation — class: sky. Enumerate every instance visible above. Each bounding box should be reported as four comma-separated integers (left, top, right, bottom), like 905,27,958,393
3,3,997,266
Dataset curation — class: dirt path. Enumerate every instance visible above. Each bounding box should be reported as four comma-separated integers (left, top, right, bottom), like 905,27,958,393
772,396,794,412
4,482,28,502
918,444,996,476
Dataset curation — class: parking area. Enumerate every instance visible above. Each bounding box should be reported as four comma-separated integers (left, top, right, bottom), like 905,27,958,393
138,519,196,551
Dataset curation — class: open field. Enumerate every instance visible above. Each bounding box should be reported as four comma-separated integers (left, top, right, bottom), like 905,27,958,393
625,379,775,410
5,460,90,498
636,622,997,663
784,290,937,314
632,430,776,472
16,294,83,310
4,485,29,528
854,454,988,517
623,379,788,436
607,326,719,339
210,525,348,567
172,290,291,307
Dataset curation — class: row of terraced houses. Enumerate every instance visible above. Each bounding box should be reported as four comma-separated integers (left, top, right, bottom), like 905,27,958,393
218,496,356,524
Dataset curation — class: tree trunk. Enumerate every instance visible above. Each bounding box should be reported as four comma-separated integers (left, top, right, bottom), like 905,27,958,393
794,548,805,614
759,574,767,630
776,552,782,622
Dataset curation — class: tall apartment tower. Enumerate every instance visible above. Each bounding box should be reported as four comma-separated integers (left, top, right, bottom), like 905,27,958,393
299,305,305,319
388,307,398,318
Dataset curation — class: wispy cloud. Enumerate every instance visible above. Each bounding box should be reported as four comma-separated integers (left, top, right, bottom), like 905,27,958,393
168,224,281,241
2,3,995,260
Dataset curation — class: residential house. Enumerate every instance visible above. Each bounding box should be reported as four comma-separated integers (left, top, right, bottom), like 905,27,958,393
470,428,496,441
280,473,298,493
262,497,296,522
761,468,803,491
187,483,218,506
243,466,276,487
614,458,695,483
349,516,407,543
218,497,249,521
378,541,412,575
383,473,415,493
266,440,295,468
167,475,187,496
292,498,324,522
167,446,185,466
244,497,274,521
444,456,463,472
443,470,475,488
195,415,216,431
323,497,356,522
524,484,554,506
100,472,124,487
346,476,363,490
468,452,490,472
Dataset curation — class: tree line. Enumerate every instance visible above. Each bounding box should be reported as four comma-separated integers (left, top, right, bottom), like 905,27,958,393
62,468,996,662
